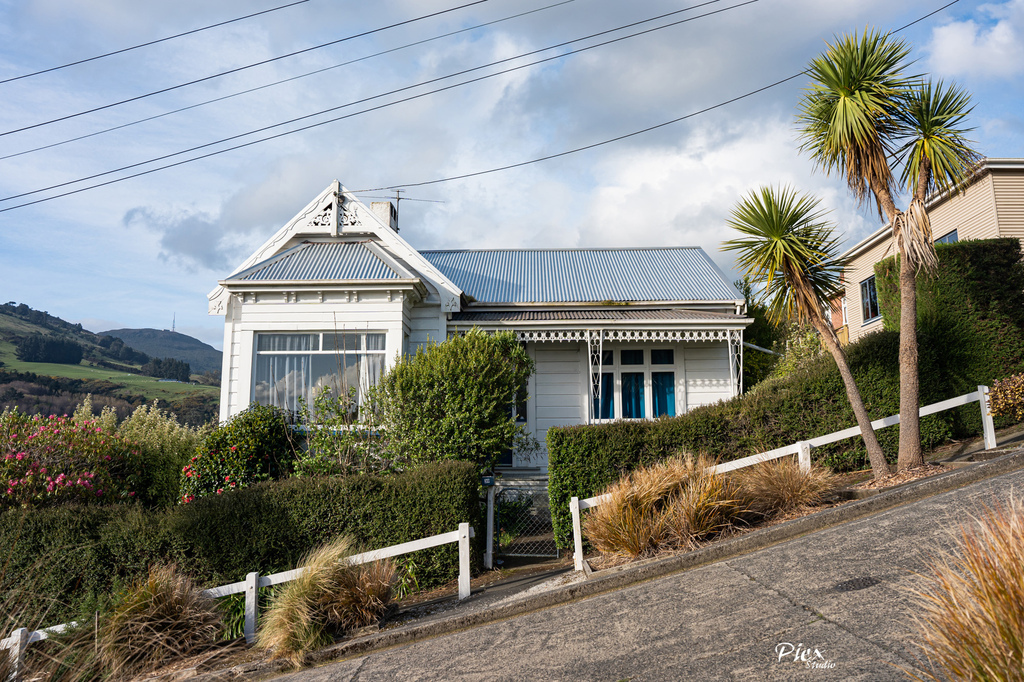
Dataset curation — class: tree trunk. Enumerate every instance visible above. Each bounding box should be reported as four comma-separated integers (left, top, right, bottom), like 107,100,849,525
812,317,891,479
895,159,933,471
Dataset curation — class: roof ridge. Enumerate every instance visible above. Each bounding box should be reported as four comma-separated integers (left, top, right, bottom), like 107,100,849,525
419,246,700,253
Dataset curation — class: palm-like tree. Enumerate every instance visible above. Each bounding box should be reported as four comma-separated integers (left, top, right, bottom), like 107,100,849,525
797,30,980,471
723,186,891,479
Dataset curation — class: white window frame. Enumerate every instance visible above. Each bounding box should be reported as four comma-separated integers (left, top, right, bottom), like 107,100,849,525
251,331,387,414
593,344,682,422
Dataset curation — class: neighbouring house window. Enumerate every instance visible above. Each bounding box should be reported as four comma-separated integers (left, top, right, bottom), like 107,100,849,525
860,276,880,323
935,229,959,245
841,296,848,326
253,331,386,414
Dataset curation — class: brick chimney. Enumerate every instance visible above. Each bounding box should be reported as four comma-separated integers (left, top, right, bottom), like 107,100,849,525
371,201,398,232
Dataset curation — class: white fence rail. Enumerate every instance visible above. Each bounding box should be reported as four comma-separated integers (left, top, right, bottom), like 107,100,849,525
570,386,997,571
2,523,475,675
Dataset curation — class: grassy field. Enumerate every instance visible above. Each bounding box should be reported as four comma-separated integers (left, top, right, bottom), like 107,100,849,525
0,340,218,402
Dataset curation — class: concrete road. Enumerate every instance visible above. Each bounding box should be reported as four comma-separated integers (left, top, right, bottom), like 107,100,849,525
279,468,1024,681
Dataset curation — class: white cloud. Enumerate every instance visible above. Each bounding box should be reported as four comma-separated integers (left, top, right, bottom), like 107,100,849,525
927,0,1024,78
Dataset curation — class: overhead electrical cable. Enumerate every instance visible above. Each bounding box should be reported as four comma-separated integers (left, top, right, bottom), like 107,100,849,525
0,0,310,85
346,0,964,191
0,0,490,138
0,0,746,204
0,0,574,162
0,0,962,214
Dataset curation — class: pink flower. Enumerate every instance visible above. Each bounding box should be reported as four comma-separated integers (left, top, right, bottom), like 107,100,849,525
15,453,23,461
224,475,230,482
216,488,223,494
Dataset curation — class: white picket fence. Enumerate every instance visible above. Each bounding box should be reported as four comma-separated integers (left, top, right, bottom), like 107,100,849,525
569,386,998,571
1,523,475,675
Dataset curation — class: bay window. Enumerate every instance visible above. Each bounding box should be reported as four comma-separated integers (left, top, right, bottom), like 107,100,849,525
252,331,386,414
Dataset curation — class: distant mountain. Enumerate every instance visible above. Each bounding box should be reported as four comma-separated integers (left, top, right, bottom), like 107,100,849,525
101,328,222,374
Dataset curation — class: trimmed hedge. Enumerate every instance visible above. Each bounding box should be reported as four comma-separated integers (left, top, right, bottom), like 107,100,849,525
548,238,1024,548
0,460,482,626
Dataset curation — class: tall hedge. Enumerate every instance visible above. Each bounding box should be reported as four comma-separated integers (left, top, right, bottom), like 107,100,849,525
548,239,1024,548
0,460,482,626
875,237,1024,385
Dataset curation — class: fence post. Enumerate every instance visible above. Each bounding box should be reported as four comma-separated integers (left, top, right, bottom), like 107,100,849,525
244,572,259,645
797,441,812,473
457,523,471,601
9,628,29,682
570,497,584,572
484,487,495,570
979,385,997,451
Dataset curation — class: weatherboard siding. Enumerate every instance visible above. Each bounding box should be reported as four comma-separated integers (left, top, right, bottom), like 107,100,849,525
993,170,1024,243
684,342,732,407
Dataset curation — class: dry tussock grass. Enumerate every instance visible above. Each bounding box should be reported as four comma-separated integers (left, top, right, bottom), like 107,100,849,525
906,497,1024,682
98,564,221,679
731,458,841,519
583,453,745,558
257,536,396,666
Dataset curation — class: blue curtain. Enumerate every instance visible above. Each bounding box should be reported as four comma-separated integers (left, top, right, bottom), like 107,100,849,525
621,372,644,418
593,373,614,419
652,372,675,417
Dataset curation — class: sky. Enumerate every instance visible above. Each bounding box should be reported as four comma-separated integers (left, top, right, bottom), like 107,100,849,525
0,0,1021,350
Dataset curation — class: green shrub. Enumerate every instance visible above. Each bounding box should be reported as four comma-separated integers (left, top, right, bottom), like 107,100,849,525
371,328,534,472
116,402,211,507
0,460,481,626
179,403,295,503
294,387,385,477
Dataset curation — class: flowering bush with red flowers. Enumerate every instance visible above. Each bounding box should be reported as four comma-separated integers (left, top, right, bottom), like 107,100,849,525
179,403,294,503
0,409,141,509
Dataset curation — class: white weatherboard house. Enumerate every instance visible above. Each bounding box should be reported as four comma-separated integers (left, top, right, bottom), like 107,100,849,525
209,182,752,474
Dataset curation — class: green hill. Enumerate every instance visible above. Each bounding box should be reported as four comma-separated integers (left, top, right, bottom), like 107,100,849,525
100,328,222,374
0,302,218,424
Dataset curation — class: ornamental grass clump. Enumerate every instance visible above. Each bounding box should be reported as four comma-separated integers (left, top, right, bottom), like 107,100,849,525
731,458,841,519
257,536,396,666
583,453,745,559
98,564,222,679
905,497,1024,682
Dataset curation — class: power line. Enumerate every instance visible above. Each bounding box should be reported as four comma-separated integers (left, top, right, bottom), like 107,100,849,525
0,0,311,85
351,0,966,192
0,1,574,162
0,0,490,138
0,0,746,204
0,0,962,214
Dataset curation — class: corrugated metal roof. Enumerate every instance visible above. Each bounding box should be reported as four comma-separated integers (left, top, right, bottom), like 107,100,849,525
229,242,402,281
421,248,738,304
450,309,744,322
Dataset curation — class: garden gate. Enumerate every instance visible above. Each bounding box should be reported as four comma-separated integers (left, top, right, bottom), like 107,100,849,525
494,486,560,558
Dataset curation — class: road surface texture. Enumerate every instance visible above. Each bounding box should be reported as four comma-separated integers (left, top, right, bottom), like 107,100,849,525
277,466,1024,681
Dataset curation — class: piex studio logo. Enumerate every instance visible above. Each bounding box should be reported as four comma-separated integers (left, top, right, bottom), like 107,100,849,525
775,642,836,670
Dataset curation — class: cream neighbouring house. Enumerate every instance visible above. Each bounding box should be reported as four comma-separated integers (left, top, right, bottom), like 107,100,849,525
833,158,1024,344
209,182,752,475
